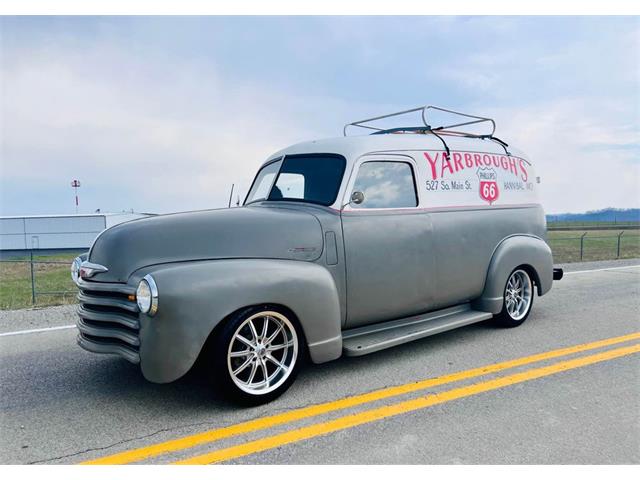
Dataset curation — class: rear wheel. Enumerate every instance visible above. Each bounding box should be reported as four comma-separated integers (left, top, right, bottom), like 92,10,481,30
494,268,534,328
210,306,302,405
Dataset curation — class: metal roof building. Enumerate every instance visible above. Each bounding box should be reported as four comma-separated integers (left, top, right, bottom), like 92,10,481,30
0,212,151,254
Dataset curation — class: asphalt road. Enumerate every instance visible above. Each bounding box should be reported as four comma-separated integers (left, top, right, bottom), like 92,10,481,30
1,260,639,465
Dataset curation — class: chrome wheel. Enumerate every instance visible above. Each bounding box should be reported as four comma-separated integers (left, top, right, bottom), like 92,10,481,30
504,269,532,321
227,311,298,396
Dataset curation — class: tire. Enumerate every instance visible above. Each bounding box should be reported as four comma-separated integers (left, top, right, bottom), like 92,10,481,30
493,268,535,328
209,305,303,405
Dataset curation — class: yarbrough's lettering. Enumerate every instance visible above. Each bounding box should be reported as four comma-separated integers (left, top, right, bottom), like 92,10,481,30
424,151,528,182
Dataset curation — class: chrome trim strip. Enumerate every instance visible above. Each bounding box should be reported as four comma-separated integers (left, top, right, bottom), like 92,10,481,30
79,261,109,279
76,278,136,295
81,261,108,272
142,274,159,316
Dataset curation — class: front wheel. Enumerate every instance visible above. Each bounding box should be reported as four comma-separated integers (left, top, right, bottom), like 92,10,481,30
494,268,534,328
210,306,302,405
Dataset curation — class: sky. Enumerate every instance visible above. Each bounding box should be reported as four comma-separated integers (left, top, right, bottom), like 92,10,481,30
1,16,638,216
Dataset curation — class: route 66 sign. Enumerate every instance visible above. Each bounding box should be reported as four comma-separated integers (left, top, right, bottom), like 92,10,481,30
477,167,499,204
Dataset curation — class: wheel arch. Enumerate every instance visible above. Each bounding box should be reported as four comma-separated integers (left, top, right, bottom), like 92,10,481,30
472,235,553,314
517,263,542,295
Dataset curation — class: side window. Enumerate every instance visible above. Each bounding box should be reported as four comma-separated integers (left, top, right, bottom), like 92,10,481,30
351,161,418,209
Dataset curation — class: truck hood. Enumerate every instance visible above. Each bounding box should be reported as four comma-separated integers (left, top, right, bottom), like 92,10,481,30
88,206,324,283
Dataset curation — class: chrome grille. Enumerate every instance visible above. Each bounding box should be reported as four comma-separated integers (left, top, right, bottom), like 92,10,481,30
76,278,141,364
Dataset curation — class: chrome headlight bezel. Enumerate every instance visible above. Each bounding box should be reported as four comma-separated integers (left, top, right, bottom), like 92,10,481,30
71,257,82,286
136,274,159,316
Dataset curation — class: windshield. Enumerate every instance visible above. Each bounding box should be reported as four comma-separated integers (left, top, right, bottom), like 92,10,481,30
245,154,346,206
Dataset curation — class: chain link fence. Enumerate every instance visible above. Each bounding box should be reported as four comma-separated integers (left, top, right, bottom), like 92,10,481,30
0,252,81,310
546,230,640,263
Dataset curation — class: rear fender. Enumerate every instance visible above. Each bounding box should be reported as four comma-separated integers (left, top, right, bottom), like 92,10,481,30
472,235,553,314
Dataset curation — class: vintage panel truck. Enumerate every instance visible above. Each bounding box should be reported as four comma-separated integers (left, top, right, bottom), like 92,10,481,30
72,106,563,404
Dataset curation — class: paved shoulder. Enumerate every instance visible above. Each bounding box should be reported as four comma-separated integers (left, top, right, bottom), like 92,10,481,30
0,304,77,335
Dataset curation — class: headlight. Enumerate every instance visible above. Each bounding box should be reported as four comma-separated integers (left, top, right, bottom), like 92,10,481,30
136,274,158,316
71,257,82,285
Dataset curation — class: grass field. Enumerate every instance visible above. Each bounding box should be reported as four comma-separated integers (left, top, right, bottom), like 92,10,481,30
1,229,639,310
547,229,640,263
0,254,78,310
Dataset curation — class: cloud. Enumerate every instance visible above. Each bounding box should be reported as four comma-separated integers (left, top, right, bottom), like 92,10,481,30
0,16,638,216
0,35,354,214
492,99,639,212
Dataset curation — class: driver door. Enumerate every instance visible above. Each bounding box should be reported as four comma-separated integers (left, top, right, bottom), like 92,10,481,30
341,155,435,328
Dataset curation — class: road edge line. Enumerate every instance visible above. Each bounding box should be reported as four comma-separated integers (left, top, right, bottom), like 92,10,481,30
563,264,640,275
0,325,76,337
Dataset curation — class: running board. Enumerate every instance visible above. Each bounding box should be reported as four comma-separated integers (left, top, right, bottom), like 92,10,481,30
342,305,493,357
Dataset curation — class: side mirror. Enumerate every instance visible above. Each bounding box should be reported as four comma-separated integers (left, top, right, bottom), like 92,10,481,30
350,191,365,205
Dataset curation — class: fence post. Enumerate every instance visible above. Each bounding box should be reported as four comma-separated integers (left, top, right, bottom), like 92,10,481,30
580,232,587,261
617,231,625,259
29,251,36,305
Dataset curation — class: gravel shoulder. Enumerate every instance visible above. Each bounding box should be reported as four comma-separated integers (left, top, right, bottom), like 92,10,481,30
0,304,77,334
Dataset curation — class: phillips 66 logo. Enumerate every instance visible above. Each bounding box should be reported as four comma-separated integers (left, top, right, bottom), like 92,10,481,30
477,167,499,205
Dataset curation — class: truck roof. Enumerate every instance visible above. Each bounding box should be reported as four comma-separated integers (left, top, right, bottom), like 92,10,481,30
265,105,529,168
266,133,529,168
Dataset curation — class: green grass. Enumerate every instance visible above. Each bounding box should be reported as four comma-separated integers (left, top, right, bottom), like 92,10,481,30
547,229,640,263
0,254,79,310
1,232,639,311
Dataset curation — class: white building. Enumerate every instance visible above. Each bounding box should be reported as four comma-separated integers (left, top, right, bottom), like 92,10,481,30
0,212,152,254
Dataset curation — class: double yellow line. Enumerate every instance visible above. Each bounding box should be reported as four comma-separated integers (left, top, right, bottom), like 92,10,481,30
82,332,640,465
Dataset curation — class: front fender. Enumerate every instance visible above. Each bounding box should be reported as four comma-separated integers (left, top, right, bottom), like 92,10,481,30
472,235,553,314
133,259,342,383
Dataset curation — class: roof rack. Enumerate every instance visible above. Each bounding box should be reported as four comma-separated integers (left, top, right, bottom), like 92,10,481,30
343,105,496,138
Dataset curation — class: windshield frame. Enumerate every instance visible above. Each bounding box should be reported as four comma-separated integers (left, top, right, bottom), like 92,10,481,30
244,153,347,207
243,157,283,206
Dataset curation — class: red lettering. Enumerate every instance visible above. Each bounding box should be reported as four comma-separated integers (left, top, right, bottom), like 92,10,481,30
464,153,473,168
440,152,454,177
492,155,501,168
500,156,509,170
483,154,492,166
424,152,439,180
474,154,483,167
452,152,463,171
519,159,529,182
508,157,518,176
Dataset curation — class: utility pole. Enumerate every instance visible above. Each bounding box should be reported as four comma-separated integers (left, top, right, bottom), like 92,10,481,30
71,179,81,214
